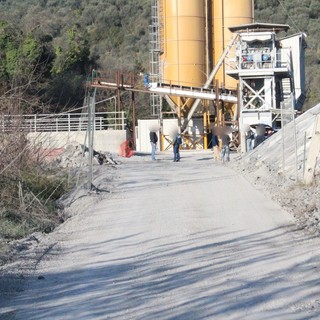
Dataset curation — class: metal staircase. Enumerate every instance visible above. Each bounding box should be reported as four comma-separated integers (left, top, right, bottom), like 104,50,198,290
281,78,292,105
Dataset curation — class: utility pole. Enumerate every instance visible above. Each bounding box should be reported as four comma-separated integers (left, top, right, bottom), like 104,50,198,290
87,87,97,190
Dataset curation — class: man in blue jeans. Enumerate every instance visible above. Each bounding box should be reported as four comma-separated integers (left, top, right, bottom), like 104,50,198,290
220,133,230,163
150,131,158,160
173,133,182,162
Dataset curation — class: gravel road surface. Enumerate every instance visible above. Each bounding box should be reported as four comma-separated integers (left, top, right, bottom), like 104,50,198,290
1,151,320,319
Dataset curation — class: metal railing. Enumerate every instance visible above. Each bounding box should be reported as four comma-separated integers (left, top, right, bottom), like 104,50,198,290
226,47,292,73
0,111,127,132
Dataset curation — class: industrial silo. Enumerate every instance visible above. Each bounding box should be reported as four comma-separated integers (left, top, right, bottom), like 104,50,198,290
160,0,206,110
157,0,254,149
213,0,254,89
159,0,254,100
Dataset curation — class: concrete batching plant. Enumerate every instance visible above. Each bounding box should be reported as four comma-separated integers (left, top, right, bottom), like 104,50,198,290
149,0,306,152
150,0,254,149
86,0,307,154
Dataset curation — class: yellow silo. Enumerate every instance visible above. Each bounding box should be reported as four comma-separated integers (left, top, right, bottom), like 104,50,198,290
213,0,254,89
160,0,206,110
160,0,254,97
158,0,254,149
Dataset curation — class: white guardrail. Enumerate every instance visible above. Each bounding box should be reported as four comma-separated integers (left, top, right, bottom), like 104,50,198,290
0,112,127,132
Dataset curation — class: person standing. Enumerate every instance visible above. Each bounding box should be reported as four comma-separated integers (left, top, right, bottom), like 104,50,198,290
144,73,150,88
212,134,220,161
173,133,182,162
220,132,231,163
254,133,265,149
253,124,266,149
245,128,255,152
150,131,158,161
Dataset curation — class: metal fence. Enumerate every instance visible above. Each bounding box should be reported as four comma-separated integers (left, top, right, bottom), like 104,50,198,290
0,111,127,132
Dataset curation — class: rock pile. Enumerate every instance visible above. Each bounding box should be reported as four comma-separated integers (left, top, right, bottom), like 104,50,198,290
54,144,121,168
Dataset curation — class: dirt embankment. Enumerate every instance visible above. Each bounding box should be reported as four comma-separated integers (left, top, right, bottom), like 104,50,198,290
230,104,320,235
231,155,320,235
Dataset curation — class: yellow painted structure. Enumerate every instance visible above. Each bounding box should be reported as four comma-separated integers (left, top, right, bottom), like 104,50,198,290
160,0,206,111
213,0,254,89
160,0,254,99
159,0,254,148
161,0,206,86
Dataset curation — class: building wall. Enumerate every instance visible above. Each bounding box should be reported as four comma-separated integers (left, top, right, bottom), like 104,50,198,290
136,118,205,152
280,34,306,109
27,130,127,154
136,119,161,153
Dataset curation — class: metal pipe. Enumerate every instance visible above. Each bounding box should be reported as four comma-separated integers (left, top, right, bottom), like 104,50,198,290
182,34,239,131
221,0,225,86
87,88,96,190
252,0,255,22
132,91,136,149
205,0,209,77
176,0,180,84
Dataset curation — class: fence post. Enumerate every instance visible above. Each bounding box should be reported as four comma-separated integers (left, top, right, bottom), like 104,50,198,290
122,111,125,130
291,93,298,181
281,102,285,174
87,88,96,190
303,131,307,177
304,115,320,185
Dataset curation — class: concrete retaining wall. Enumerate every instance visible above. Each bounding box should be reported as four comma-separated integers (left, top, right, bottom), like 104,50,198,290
27,130,127,154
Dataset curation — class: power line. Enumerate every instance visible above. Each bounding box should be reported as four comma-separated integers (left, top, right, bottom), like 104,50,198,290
277,0,302,34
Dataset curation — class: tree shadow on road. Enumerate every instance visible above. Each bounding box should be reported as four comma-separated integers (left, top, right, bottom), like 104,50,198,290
2,226,320,319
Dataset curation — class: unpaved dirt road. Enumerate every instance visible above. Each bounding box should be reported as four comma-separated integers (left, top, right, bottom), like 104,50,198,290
1,151,320,319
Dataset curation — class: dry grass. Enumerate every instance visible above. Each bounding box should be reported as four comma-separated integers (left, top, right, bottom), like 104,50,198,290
0,127,70,265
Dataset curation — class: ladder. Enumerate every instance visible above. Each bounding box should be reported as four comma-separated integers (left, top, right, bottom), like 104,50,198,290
149,0,162,116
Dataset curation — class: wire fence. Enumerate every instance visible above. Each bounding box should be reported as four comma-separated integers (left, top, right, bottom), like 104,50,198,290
254,101,320,183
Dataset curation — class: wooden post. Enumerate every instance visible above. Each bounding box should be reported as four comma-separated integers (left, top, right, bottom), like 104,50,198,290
304,115,320,185
116,71,121,130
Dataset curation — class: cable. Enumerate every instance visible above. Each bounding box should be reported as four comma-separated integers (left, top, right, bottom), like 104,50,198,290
277,0,302,34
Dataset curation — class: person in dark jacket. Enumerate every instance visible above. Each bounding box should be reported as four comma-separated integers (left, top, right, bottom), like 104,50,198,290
173,133,182,162
150,131,158,160
245,128,255,151
254,134,265,148
253,124,266,149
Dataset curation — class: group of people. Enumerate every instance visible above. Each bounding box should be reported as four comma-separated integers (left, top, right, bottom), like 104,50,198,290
150,129,231,163
245,125,274,151
149,131,182,162
211,127,232,163
211,134,231,163
150,124,274,161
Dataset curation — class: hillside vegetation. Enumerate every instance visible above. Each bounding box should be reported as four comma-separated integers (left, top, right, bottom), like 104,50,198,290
0,0,319,111
255,0,320,109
